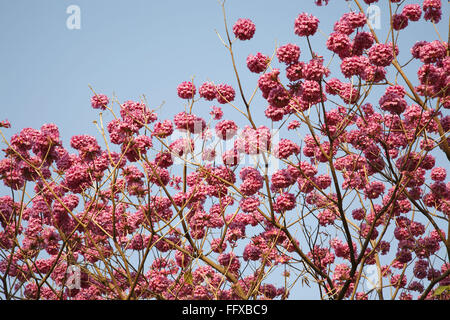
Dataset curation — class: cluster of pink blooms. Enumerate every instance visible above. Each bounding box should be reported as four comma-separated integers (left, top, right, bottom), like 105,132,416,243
0,0,448,301
179,80,236,105
232,18,256,41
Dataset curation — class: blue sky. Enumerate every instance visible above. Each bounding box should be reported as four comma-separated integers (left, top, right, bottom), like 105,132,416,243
1,0,446,140
0,0,448,299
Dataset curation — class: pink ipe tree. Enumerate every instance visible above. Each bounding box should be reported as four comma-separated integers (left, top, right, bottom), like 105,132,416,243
0,0,449,300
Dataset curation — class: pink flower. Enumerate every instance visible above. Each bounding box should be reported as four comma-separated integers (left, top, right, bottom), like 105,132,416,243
271,169,295,189
286,62,304,81
362,64,387,83
294,13,319,37
392,14,408,30
0,119,11,128
235,126,271,155
273,139,300,159
314,174,331,189
353,31,375,52
352,208,365,221
277,43,300,65
233,18,256,40
267,86,290,108
264,104,285,121
215,120,238,140
430,167,446,181
308,246,335,270
340,56,369,78
402,4,422,21
258,69,281,98
411,41,427,59
318,208,337,226
209,106,223,120
64,162,92,193
391,274,407,288
416,40,446,64
345,12,367,29
218,252,240,274
177,81,196,99
215,84,235,104
247,52,269,73
240,197,260,213
303,58,330,81
174,111,206,133
333,264,351,281
326,32,352,58
210,238,227,253
70,135,101,159
379,92,407,115
301,80,321,102
222,148,241,166
90,94,109,110
274,192,296,212
368,43,394,67
199,82,217,101
423,0,442,23
120,100,157,128
334,17,354,35
243,243,262,261
288,120,301,130
152,120,174,138
364,181,385,199
169,138,194,157
314,0,329,6
239,167,264,196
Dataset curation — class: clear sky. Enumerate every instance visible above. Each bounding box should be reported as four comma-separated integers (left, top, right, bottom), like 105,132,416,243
1,0,447,140
0,0,448,299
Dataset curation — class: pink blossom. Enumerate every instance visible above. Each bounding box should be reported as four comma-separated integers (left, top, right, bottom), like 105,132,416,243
392,14,408,31
174,111,206,134
287,120,301,130
318,208,337,226
294,13,319,37
177,81,196,99
267,85,290,108
199,82,217,101
258,69,280,98
277,43,300,65
90,94,109,110
274,192,296,212
215,83,235,104
423,0,442,23
402,4,422,21
301,80,321,102
247,52,270,73
215,120,238,140
340,56,369,78
368,43,394,67
233,18,256,40
152,120,174,138
240,196,260,213
431,167,446,181
286,62,304,81
273,139,300,159
364,181,385,199
326,32,352,58
0,119,11,128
